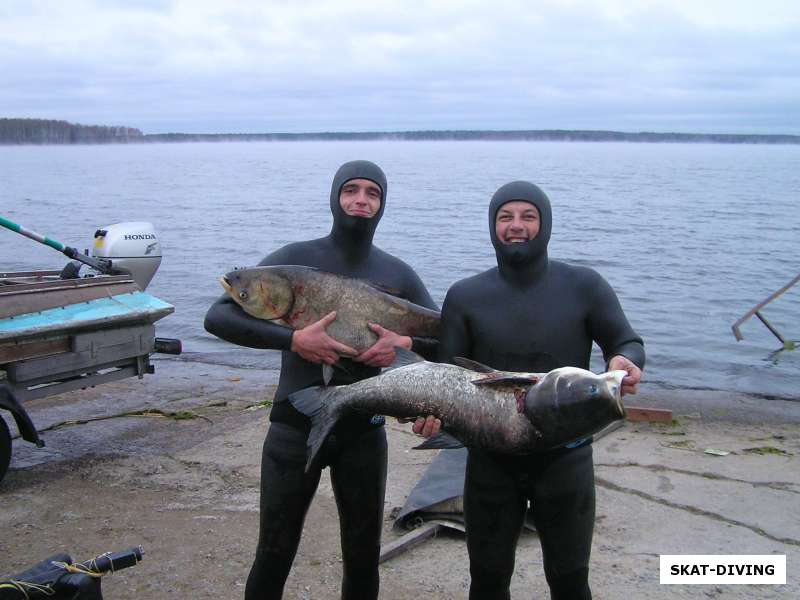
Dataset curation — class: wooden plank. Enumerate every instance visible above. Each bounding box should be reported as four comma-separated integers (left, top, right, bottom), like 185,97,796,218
0,293,173,343
11,362,146,402
0,274,133,293
6,324,155,383
379,522,441,563
0,270,62,280
0,279,138,319
626,406,673,423
0,336,70,363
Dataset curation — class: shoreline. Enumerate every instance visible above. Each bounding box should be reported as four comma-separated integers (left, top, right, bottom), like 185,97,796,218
4,119,800,146
157,355,800,417
1,360,797,598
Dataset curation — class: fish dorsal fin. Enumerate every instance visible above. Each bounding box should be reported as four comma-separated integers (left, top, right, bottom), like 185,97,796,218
412,431,465,450
386,347,427,371
453,357,498,373
471,374,539,387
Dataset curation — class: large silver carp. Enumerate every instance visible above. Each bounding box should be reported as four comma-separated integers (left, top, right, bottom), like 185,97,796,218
289,348,627,471
219,265,440,381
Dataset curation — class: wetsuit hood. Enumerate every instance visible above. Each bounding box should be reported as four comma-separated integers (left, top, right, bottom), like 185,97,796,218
489,181,552,279
329,160,387,246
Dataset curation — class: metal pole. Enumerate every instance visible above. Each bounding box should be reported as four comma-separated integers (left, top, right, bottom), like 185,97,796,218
0,214,112,273
732,273,799,343
754,311,786,345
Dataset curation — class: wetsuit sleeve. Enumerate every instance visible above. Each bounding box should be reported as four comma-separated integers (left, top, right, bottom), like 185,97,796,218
203,247,295,351
437,286,472,365
586,274,646,370
399,266,440,361
410,335,438,360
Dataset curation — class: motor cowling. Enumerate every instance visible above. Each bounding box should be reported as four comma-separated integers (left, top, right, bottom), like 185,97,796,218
91,222,162,290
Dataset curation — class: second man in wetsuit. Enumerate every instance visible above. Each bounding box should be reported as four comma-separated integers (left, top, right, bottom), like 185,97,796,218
434,180,645,599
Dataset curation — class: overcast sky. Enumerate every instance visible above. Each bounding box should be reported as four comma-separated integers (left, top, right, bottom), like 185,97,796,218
2,0,799,134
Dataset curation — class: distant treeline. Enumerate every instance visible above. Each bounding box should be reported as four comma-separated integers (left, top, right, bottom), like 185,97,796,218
0,118,143,144
2,118,799,145
147,129,800,144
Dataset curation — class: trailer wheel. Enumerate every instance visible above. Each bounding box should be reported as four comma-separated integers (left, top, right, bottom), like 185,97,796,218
0,415,11,484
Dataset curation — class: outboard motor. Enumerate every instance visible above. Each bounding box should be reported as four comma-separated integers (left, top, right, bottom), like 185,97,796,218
91,222,162,290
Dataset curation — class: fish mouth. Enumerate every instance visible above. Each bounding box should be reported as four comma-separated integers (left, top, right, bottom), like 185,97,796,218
608,370,627,417
219,276,232,294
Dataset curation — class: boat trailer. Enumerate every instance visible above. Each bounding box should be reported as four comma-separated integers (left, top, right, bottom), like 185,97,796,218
0,218,180,484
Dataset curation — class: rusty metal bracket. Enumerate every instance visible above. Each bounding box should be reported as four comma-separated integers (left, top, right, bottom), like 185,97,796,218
732,273,799,347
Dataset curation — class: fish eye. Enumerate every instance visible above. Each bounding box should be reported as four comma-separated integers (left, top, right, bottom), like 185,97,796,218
239,291,248,301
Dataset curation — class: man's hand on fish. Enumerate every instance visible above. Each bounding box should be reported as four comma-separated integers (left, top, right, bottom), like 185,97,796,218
290,311,358,365
353,323,412,367
608,355,642,396
412,415,442,438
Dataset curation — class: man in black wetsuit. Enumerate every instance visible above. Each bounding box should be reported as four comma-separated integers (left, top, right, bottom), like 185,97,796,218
429,180,645,599
204,160,437,600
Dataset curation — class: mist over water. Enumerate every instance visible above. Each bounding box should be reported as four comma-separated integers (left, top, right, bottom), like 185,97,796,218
1,141,798,399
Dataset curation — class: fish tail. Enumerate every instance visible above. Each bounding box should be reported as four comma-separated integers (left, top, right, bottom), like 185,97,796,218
289,386,339,472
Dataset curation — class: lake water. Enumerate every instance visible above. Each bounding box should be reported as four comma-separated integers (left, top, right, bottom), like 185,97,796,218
1,141,798,400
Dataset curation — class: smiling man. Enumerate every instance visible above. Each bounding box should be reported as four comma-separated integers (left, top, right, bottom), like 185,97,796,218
429,180,645,599
205,160,437,600
495,200,541,243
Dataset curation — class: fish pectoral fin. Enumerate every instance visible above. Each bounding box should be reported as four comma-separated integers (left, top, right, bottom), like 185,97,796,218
322,364,334,386
413,431,465,450
322,359,357,385
453,357,498,373
471,374,539,386
386,347,427,371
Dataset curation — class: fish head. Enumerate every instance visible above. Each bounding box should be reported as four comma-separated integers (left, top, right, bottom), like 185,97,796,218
220,267,294,320
522,367,626,424
603,370,627,414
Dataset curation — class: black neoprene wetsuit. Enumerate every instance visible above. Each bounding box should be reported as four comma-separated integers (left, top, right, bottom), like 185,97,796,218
438,181,645,600
204,160,437,600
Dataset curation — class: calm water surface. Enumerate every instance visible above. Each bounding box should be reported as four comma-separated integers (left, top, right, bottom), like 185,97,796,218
1,141,798,400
